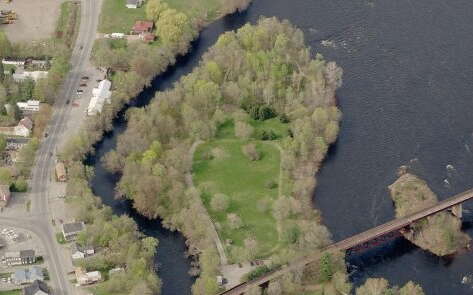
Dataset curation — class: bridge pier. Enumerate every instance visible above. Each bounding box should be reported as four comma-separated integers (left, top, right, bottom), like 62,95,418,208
450,204,462,218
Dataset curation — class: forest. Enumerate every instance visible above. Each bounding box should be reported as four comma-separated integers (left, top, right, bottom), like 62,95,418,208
103,17,349,294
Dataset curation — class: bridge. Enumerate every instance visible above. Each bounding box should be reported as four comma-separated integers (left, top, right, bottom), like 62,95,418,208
219,188,473,295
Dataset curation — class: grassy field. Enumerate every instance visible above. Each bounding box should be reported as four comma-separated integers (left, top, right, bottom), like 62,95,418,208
98,0,146,33
0,290,21,295
99,0,224,33
55,1,81,47
164,0,222,20
193,122,282,259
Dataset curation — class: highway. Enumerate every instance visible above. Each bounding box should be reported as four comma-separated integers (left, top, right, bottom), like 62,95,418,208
0,0,101,294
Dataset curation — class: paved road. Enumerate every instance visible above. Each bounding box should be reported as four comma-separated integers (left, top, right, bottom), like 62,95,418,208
0,0,101,294
220,188,473,295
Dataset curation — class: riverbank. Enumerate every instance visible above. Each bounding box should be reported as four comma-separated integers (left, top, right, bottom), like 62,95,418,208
61,1,254,294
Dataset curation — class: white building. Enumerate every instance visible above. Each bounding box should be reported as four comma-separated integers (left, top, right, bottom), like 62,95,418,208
2,58,25,66
17,100,40,112
75,268,101,285
13,71,48,82
14,117,33,137
126,0,144,9
87,80,112,116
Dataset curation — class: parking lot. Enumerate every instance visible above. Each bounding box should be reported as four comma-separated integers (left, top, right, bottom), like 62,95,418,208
0,0,65,43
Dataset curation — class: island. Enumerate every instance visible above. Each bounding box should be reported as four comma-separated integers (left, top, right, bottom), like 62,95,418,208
388,172,470,256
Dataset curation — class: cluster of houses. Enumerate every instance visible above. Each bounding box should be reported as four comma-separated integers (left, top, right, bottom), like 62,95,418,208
0,116,34,138
60,221,104,286
3,249,36,266
2,58,49,82
0,99,40,138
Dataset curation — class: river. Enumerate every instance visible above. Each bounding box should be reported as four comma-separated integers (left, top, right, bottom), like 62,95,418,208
88,0,473,294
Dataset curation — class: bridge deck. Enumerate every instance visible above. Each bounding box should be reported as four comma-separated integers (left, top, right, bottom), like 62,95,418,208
220,188,473,295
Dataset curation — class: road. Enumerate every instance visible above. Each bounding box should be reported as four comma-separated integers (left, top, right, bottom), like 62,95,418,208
220,188,473,295
0,0,101,294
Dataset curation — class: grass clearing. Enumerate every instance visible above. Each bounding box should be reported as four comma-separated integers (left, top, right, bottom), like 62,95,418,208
56,232,66,244
99,0,146,33
0,290,21,295
193,121,282,259
163,0,221,21
56,1,81,47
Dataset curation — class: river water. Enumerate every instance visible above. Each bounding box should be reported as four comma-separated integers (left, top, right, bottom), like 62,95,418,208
89,0,473,294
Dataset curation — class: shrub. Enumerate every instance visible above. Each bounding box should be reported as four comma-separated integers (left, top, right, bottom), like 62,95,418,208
242,143,261,161
265,180,278,189
255,129,278,141
11,177,28,192
211,193,229,211
227,213,242,229
235,121,254,139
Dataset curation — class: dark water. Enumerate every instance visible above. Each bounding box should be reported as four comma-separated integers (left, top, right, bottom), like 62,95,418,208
89,0,473,294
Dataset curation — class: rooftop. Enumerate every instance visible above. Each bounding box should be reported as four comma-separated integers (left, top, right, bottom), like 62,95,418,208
62,222,85,234
132,20,153,33
23,280,49,295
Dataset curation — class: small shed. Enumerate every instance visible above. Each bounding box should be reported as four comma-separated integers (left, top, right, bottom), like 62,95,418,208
55,162,66,182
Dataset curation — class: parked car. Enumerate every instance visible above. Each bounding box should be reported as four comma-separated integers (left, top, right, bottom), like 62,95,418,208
81,76,89,80
66,99,70,104
76,89,83,94
80,83,87,87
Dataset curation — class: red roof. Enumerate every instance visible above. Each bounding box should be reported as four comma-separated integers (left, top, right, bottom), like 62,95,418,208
132,21,153,33
142,32,155,42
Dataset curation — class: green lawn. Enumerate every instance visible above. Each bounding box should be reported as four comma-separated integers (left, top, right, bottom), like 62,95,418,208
99,0,224,33
193,123,282,259
0,290,21,295
164,0,221,21
98,0,146,33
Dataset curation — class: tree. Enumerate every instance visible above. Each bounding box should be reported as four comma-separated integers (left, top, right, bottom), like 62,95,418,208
227,213,242,229
211,193,229,211
0,31,12,57
145,0,168,21
318,253,333,282
324,121,339,144
267,280,282,295
0,167,11,185
400,281,424,295
332,272,352,294
356,278,390,295
312,107,329,131
0,134,6,153
234,121,253,139
156,9,197,53
242,143,260,161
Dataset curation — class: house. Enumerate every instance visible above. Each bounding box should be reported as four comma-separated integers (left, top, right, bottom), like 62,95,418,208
131,20,153,35
75,267,101,285
71,243,95,260
14,117,33,137
12,267,44,285
0,184,11,207
55,162,67,182
141,32,155,43
13,71,48,82
87,79,112,116
22,280,49,295
17,100,40,113
2,58,25,66
62,222,85,241
4,250,36,266
126,0,144,9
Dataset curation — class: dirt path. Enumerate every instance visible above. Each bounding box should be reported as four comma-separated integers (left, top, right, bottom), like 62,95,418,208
186,140,228,266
